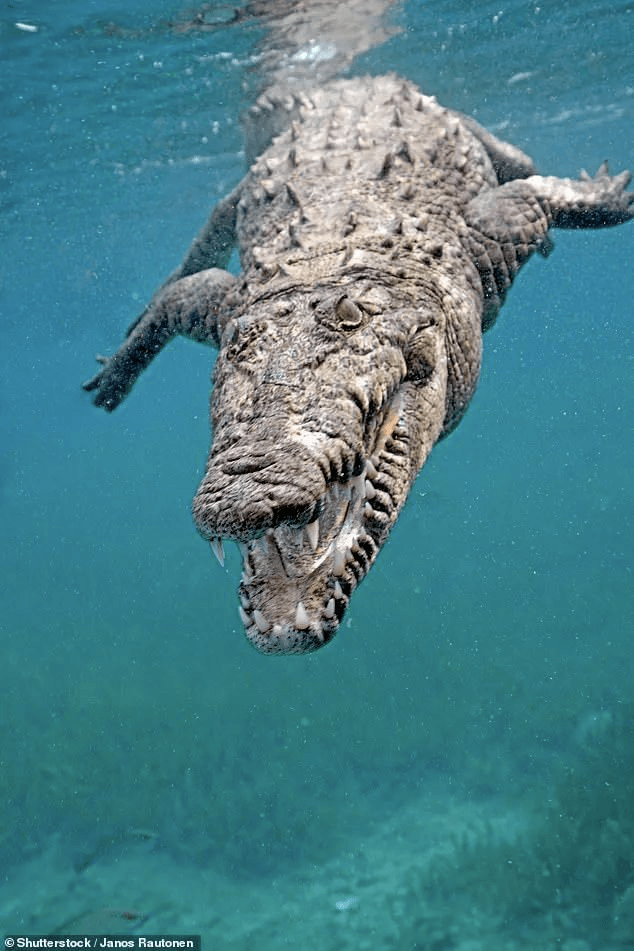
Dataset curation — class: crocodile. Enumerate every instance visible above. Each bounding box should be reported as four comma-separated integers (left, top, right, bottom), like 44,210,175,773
83,73,633,653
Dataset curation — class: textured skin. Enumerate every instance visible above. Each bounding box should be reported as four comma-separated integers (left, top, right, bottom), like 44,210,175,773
84,74,633,653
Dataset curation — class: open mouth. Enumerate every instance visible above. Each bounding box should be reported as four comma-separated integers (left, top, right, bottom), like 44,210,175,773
235,458,381,651
205,386,409,654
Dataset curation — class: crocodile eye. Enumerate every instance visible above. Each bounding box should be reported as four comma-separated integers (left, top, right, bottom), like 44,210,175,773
314,294,372,335
404,322,438,383
335,295,364,330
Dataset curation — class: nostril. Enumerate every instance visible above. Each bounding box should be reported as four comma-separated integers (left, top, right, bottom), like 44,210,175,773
221,452,277,475
192,439,328,540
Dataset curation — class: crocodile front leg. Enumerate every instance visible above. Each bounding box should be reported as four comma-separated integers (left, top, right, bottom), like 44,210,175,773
83,268,237,411
466,164,633,327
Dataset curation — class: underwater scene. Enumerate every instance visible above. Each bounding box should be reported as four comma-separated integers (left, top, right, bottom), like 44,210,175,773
1,0,633,947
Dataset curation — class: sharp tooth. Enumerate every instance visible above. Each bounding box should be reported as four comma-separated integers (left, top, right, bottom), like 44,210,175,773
240,593,251,610
333,549,346,576
364,502,373,518
345,547,353,563
365,459,378,480
239,606,251,627
305,517,319,551
324,598,335,618
253,609,270,633
238,541,249,561
352,473,366,497
294,601,310,630
364,479,376,499
210,537,225,566
334,581,343,600
316,629,325,643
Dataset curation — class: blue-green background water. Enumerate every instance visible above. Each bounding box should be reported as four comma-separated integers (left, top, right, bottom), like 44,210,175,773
1,0,633,943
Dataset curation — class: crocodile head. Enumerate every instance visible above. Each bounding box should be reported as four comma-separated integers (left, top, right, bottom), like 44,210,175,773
192,280,448,653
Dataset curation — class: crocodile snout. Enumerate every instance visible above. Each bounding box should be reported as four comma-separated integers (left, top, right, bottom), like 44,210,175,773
192,440,326,542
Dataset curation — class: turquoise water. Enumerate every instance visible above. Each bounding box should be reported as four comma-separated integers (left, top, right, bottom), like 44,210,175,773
1,1,633,945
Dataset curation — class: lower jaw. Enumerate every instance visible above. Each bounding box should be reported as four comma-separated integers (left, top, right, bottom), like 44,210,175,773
243,618,338,654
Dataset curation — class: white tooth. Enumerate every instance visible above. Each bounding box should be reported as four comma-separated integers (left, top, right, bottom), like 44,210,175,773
352,473,366,497
240,592,251,610
334,581,343,600
345,547,353,563
210,537,225,566
294,601,310,630
306,517,319,551
239,606,251,627
364,502,373,517
324,598,335,618
316,629,325,643
333,549,346,576
364,480,376,499
238,541,249,561
366,459,378,480
253,609,270,633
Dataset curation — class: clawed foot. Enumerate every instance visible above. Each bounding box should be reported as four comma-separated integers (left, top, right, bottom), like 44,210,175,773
577,162,633,226
82,352,131,411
